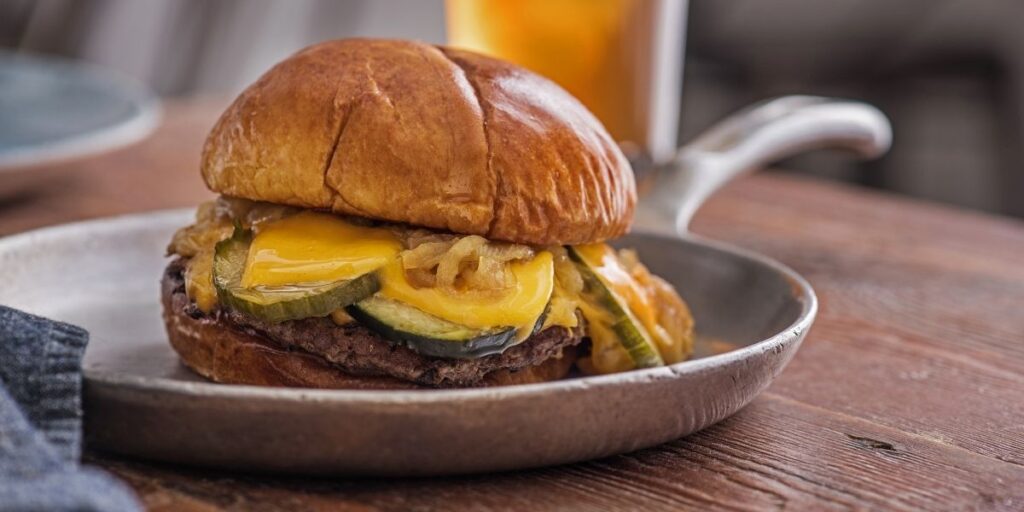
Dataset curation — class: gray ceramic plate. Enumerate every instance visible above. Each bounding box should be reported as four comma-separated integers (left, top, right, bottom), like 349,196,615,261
0,96,891,476
0,51,160,169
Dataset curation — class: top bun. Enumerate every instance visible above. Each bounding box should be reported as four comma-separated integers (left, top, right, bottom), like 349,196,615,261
201,39,635,245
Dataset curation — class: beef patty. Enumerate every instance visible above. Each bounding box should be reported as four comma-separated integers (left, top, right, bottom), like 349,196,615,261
163,259,583,387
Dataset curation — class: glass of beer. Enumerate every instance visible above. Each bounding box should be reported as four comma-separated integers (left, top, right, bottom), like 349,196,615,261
446,0,687,166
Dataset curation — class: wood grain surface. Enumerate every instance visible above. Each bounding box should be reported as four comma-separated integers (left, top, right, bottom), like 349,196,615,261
4,99,1023,511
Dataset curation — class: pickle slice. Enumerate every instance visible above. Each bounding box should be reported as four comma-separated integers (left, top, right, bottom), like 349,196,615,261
568,246,664,368
347,296,522,359
348,296,548,359
213,228,380,323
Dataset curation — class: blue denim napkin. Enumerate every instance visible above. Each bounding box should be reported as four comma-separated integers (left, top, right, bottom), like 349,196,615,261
0,305,141,512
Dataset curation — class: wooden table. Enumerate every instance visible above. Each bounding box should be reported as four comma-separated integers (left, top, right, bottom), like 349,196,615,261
3,100,1022,511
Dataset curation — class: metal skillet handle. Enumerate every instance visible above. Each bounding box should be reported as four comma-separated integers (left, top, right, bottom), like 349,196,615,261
635,96,892,236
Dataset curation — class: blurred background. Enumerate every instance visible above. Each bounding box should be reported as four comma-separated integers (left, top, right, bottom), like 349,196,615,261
2,0,1021,218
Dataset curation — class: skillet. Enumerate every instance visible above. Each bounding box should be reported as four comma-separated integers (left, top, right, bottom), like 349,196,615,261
0,96,890,476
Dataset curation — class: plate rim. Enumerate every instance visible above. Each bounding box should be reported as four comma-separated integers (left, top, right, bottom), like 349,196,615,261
0,50,162,170
0,209,817,404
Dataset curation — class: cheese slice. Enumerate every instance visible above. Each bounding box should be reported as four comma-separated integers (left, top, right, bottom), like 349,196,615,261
239,210,553,337
241,211,401,288
379,251,554,335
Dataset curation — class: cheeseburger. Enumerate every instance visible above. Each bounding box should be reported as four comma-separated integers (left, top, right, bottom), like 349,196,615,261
163,39,694,389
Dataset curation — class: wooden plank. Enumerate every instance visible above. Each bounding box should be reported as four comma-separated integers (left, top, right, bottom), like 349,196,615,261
687,174,1024,465
92,393,1024,511
693,174,1024,374
775,324,1024,466
696,173,1024,279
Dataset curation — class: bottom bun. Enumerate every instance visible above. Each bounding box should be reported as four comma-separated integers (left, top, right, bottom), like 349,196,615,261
162,291,578,390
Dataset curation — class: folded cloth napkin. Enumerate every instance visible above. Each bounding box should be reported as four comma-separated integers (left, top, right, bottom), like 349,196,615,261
0,305,141,512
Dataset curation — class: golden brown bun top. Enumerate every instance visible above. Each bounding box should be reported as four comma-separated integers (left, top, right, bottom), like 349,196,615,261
201,38,635,245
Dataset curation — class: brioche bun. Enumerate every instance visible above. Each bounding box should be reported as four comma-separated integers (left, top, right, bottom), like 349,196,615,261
201,38,635,245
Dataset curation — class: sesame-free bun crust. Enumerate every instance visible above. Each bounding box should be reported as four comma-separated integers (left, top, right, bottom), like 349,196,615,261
201,39,635,245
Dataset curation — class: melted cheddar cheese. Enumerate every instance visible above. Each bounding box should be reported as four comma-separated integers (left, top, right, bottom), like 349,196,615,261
236,211,555,340
241,212,402,288
379,251,553,341
573,243,688,373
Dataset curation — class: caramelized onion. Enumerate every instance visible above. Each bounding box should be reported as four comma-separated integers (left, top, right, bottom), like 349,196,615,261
404,230,455,250
214,197,297,230
398,232,535,296
550,246,583,296
540,246,583,330
401,241,452,270
618,249,694,363
404,267,437,288
435,236,487,291
168,202,231,258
